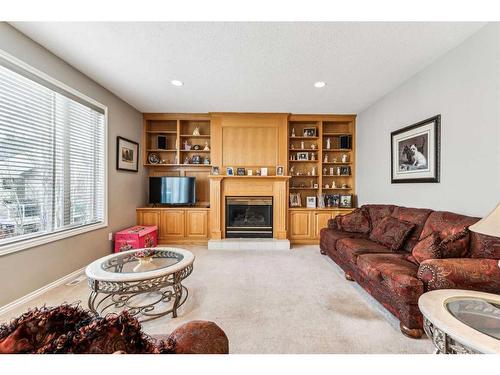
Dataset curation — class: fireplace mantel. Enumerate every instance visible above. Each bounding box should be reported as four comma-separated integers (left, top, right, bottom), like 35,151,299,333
208,175,291,240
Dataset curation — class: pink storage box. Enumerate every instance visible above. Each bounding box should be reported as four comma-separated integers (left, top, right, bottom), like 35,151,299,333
114,225,158,253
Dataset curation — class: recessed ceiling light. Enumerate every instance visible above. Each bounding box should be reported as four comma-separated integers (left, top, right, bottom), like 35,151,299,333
314,81,326,88
171,80,183,87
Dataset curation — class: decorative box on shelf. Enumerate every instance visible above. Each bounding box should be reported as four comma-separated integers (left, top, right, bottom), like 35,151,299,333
114,225,158,253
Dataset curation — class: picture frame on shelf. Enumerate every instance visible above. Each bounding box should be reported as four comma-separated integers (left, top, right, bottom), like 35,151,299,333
297,152,309,161
247,169,253,176
303,128,317,137
147,152,160,165
237,167,246,176
391,114,440,183
289,193,302,207
339,194,353,208
260,167,268,176
276,166,284,176
226,167,234,176
117,136,139,172
211,166,220,175
306,196,316,208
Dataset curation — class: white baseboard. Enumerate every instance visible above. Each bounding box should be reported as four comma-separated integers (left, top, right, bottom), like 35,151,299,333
0,267,85,317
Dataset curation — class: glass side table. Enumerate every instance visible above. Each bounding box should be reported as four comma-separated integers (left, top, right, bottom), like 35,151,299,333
419,289,500,354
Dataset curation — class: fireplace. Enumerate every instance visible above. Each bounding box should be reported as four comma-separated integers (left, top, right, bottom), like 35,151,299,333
225,197,273,238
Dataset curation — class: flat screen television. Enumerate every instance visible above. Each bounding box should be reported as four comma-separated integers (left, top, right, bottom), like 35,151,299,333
149,177,196,205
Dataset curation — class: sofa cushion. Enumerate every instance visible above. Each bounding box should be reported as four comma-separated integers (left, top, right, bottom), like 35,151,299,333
364,204,396,230
319,228,368,255
410,232,441,264
335,207,371,234
437,228,470,258
470,232,500,259
336,237,392,265
369,217,415,251
420,211,479,241
356,253,423,303
391,206,433,251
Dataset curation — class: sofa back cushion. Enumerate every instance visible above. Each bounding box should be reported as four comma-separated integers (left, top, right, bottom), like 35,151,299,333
369,217,415,251
420,211,479,240
470,232,500,259
363,204,396,230
391,206,433,252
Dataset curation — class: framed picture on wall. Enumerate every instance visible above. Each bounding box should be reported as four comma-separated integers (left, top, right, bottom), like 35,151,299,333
391,115,440,183
117,136,139,172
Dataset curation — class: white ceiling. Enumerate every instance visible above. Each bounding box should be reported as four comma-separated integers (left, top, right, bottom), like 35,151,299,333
11,22,485,113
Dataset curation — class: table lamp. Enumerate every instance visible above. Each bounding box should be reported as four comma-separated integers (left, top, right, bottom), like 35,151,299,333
469,203,500,268
469,203,500,236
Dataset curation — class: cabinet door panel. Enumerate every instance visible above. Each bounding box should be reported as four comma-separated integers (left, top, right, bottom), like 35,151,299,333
159,210,185,239
314,212,333,238
186,210,208,239
137,211,160,227
289,211,313,239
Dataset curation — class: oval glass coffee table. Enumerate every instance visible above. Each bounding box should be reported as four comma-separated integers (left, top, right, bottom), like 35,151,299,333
85,247,194,322
419,289,500,354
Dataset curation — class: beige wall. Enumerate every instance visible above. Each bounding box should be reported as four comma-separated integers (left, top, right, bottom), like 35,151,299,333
0,23,147,306
356,23,499,217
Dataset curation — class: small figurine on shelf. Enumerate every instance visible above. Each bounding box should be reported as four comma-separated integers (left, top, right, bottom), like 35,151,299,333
291,144,295,150
184,156,190,164
342,183,349,188
204,157,210,165
291,128,296,137
332,157,338,163
326,138,331,149
342,154,349,163
290,165,295,175
325,184,329,189
323,167,327,175
312,166,317,176
332,180,337,188
324,154,328,163
311,144,316,150
183,140,191,150
192,127,200,136
301,141,305,150
336,167,341,175
307,171,311,176
311,153,316,161
204,142,210,151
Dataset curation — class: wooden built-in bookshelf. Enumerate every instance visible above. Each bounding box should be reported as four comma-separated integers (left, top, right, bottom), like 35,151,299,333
288,115,356,209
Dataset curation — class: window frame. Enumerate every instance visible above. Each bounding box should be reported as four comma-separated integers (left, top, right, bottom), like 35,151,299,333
0,49,108,257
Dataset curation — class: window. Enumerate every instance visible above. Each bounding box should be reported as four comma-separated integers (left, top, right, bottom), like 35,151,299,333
0,51,107,254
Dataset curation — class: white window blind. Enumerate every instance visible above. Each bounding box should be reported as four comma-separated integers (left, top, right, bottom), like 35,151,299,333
0,57,106,250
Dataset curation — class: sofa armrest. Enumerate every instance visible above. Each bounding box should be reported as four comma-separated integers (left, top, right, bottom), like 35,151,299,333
327,218,338,230
164,320,229,354
417,258,500,293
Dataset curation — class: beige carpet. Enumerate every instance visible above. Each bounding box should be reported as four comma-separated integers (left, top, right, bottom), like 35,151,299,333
0,245,434,353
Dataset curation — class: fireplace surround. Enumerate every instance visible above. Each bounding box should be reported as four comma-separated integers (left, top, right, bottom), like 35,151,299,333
226,197,273,238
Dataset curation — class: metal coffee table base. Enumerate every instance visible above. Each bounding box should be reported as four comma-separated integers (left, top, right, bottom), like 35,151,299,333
87,265,192,322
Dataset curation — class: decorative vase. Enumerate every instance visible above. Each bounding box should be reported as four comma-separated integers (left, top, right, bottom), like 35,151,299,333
133,256,156,272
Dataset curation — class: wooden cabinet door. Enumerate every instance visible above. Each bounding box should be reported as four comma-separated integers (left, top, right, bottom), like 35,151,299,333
185,210,208,239
314,212,333,238
289,211,313,240
137,211,160,227
159,210,185,240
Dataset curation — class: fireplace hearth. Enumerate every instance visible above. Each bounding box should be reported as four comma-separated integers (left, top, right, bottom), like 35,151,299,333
226,197,273,238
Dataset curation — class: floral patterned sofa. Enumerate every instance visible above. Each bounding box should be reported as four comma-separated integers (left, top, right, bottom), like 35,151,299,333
0,304,229,354
320,204,500,339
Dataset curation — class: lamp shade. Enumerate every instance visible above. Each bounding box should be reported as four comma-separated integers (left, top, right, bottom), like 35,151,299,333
469,203,500,237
